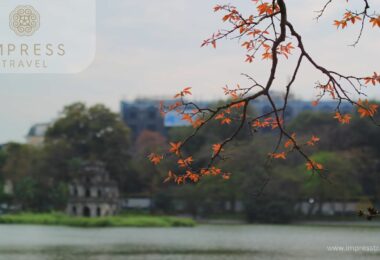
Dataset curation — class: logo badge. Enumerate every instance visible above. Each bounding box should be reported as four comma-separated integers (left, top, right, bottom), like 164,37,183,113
1,1,96,73
9,5,40,36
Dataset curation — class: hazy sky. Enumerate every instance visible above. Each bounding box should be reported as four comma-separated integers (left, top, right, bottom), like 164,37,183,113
0,0,379,143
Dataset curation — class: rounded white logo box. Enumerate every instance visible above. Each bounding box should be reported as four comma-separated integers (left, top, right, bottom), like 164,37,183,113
0,0,96,73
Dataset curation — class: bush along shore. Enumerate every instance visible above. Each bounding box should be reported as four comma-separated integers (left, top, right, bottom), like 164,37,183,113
0,213,196,228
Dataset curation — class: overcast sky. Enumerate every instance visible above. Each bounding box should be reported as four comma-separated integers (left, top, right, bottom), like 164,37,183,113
0,0,379,143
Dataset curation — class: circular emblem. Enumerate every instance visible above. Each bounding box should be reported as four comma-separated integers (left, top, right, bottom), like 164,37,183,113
9,5,40,36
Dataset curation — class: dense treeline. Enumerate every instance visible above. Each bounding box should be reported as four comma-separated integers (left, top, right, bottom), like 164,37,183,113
0,102,379,222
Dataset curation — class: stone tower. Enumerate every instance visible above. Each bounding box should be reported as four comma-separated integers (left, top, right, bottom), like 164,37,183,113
66,161,119,217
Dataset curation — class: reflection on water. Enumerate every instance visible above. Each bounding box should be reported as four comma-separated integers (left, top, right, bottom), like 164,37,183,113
0,224,379,260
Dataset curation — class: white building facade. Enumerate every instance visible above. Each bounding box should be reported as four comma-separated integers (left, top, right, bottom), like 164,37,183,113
66,162,119,217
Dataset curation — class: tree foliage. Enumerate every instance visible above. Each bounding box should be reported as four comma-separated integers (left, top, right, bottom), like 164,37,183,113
45,103,132,186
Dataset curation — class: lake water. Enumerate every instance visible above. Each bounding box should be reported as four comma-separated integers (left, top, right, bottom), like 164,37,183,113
0,224,379,260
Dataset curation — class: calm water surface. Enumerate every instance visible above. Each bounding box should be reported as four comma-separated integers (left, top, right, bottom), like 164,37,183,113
0,224,379,260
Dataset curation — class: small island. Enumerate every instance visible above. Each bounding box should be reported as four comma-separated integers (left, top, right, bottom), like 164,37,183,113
0,162,195,228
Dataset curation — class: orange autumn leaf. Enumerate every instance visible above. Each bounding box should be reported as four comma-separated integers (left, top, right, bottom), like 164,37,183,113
241,41,253,49
229,91,239,100
284,133,296,149
306,161,324,171
334,112,351,124
212,143,224,155
168,101,182,111
192,118,205,128
311,100,319,107
185,156,194,164
317,83,336,99
278,42,294,58
245,55,254,63
230,101,246,109
211,40,217,49
311,135,320,143
174,87,192,98
164,171,177,183
284,139,293,149
252,117,282,129
213,5,222,12
270,118,283,129
357,99,379,118
148,153,163,165
334,20,347,29
222,14,231,22
183,87,192,95
215,113,225,120
269,152,286,160
169,142,182,156
307,135,320,146
334,12,361,29
215,112,232,124
306,162,313,171
370,16,380,27
252,119,270,128
364,72,380,86
186,171,200,182
177,159,186,168
178,156,194,168
176,176,185,185
262,51,273,60
181,114,193,123
247,28,264,37
200,168,211,176
221,117,232,125
210,167,222,176
257,3,270,15
222,173,231,180
257,3,278,15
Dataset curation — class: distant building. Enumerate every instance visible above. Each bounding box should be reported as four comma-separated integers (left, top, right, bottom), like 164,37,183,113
26,123,50,146
121,99,166,138
121,97,353,139
164,110,192,128
120,197,152,210
121,99,203,138
296,201,363,216
252,96,353,120
66,161,119,217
